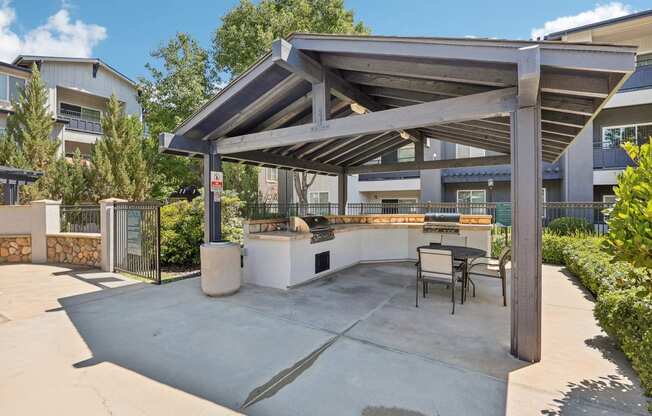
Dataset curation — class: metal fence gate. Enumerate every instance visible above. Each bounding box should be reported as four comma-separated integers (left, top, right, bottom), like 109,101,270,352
114,202,161,283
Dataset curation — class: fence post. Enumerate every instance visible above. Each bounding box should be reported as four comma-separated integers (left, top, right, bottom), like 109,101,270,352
99,198,127,272
30,200,60,263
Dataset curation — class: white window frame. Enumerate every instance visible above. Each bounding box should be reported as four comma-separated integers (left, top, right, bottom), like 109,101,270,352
0,73,26,103
308,191,329,204
59,101,103,122
264,167,278,183
601,122,652,149
602,195,617,204
455,144,486,159
456,189,487,214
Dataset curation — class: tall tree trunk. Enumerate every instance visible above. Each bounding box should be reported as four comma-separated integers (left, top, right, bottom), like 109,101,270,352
293,171,316,203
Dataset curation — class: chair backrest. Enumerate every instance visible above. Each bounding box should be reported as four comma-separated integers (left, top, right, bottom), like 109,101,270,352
418,248,453,279
428,234,443,245
442,234,468,247
499,247,511,275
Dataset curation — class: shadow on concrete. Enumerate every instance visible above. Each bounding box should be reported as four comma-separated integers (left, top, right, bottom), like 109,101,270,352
53,262,524,414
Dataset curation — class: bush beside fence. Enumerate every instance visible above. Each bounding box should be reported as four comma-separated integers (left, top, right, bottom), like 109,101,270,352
560,236,651,397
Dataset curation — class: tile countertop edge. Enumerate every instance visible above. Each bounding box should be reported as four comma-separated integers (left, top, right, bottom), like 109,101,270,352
245,223,493,241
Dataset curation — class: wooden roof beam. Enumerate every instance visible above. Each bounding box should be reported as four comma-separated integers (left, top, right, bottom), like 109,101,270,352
346,155,511,174
214,87,517,154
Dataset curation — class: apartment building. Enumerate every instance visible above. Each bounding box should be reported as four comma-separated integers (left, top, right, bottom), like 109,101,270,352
1,56,141,159
272,9,651,207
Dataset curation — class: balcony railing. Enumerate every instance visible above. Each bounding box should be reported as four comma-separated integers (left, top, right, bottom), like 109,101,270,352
59,108,102,134
593,146,633,169
358,170,420,181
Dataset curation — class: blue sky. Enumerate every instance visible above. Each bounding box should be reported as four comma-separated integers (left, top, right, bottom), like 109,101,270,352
2,0,650,82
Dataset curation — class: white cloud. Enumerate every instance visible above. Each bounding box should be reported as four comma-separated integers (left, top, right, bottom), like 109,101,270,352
0,0,106,63
531,2,634,40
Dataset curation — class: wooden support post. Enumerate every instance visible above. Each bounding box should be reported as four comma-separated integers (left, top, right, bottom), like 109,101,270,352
204,153,222,243
510,100,543,363
338,173,347,215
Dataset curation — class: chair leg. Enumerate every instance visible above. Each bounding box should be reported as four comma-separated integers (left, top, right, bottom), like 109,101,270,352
469,278,476,297
415,272,419,308
451,277,456,315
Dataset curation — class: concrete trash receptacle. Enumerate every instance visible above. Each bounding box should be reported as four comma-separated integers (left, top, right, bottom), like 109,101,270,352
200,241,241,296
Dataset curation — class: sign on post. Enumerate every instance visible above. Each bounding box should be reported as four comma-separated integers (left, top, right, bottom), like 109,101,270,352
126,210,142,256
210,171,223,202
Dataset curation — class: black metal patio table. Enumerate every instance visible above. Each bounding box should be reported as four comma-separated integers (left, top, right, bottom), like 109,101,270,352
417,244,487,304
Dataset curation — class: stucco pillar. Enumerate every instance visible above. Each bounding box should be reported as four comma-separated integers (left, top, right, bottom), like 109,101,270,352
30,200,60,263
562,123,594,202
338,173,348,215
99,198,127,272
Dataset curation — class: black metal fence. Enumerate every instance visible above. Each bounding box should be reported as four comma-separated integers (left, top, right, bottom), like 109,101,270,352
243,201,614,235
114,202,161,283
347,202,496,216
60,205,100,233
242,203,339,219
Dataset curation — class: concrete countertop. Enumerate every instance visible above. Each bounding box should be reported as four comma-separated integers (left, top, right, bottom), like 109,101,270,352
245,222,492,241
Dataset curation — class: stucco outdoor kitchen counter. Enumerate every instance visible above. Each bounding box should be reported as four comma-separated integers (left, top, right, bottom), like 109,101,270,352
243,221,492,289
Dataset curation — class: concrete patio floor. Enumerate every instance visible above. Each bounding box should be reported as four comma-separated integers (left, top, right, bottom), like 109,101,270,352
0,262,649,415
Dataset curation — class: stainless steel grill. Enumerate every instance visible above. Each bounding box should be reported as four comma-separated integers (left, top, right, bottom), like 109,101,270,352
423,213,461,234
290,215,335,244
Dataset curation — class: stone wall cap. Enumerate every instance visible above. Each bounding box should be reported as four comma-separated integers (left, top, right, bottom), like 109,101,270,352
0,234,31,238
31,199,62,205
99,198,128,203
47,232,101,239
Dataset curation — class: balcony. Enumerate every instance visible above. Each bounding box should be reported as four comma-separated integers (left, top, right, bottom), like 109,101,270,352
593,146,633,170
59,108,102,135
620,64,652,92
358,171,420,181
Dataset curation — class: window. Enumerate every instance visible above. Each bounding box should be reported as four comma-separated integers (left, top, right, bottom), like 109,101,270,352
0,126,5,137
308,191,329,204
456,144,485,159
397,143,415,162
308,191,330,215
0,74,26,102
9,76,25,102
602,123,651,149
637,53,652,68
264,167,278,183
456,189,486,214
59,103,101,122
602,195,617,204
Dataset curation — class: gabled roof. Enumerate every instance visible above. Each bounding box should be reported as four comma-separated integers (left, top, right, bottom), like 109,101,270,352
12,55,137,87
163,33,636,173
544,9,652,40
0,61,31,75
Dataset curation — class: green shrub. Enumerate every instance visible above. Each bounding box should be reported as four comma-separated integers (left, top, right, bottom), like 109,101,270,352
160,190,244,266
558,234,652,396
160,198,204,266
595,288,652,398
547,216,593,236
541,232,572,264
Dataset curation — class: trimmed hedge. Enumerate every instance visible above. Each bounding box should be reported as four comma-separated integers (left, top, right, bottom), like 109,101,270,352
561,236,652,397
547,216,593,236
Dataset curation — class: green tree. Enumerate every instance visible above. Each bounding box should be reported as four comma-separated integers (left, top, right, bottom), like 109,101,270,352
138,33,212,199
604,139,652,284
39,149,92,204
213,0,368,201
213,0,369,77
223,163,259,206
4,63,58,171
91,94,150,200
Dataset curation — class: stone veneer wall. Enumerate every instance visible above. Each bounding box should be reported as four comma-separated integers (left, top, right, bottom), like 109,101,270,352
47,233,101,267
0,235,31,263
